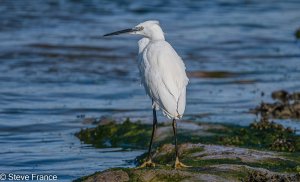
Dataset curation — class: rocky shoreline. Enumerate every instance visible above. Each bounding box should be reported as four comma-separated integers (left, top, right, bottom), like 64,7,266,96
74,120,299,181
74,141,300,182
74,91,300,182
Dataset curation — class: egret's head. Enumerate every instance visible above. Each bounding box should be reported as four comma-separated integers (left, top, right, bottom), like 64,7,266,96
104,20,165,40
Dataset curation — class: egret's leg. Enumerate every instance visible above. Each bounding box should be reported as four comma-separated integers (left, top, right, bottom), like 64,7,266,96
172,119,189,169
138,108,157,168
148,108,157,159
172,119,179,158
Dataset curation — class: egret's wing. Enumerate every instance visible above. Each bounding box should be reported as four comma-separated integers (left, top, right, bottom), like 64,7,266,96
144,41,188,118
156,42,188,99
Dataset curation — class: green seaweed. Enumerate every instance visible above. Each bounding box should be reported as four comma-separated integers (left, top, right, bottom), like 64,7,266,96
75,118,300,153
217,121,299,152
76,118,152,149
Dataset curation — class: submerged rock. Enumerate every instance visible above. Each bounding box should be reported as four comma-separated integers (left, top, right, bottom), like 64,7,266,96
295,27,300,39
187,70,238,78
253,90,300,119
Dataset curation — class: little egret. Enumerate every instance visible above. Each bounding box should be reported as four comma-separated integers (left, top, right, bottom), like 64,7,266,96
104,20,189,169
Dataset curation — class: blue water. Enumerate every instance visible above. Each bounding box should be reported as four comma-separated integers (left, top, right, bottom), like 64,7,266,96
0,0,300,181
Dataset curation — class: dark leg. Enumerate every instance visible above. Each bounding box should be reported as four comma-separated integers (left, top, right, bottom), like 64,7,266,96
172,119,189,169
138,107,157,168
147,108,157,160
172,119,178,158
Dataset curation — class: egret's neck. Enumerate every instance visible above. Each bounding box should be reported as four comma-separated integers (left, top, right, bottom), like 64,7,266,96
138,38,150,53
148,25,165,41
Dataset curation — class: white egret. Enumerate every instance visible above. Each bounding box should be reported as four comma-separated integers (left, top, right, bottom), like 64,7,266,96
104,20,189,168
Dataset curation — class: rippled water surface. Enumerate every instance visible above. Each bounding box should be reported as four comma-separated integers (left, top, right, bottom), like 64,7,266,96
0,0,300,181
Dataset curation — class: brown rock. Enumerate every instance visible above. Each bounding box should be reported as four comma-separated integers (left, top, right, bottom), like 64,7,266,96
84,170,129,182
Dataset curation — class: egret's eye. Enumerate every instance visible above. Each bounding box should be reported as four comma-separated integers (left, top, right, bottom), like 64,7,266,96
136,26,144,31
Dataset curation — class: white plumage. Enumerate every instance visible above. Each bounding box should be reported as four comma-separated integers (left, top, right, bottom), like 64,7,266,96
103,20,189,168
136,21,189,119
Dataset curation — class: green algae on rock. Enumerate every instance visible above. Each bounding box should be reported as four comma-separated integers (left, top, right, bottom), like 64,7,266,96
219,119,299,152
75,118,225,149
75,118,300,152
75,118,152,149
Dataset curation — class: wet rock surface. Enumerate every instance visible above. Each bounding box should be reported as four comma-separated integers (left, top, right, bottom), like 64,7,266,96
75,143,300,182
82,170,130,182
245,170,300,182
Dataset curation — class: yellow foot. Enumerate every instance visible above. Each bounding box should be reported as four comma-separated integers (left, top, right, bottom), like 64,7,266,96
137,159,156,168
175,157,190,169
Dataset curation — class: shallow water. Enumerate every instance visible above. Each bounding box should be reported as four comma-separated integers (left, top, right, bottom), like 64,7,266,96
0,0,300,181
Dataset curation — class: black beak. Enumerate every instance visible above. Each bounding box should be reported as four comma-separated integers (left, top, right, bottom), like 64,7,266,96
103,27,143,37
103,28,134,37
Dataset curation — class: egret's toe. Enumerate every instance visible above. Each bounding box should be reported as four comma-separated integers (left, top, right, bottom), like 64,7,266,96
174,157,190,169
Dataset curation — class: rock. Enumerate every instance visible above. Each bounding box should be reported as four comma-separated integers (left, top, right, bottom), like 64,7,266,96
244,170,300,182
295,27,300,39
83,170,129,182
131,169,231,182
271,90,289,103
75,143,300,182
74,116,300,182
187,71,238,78
253,90,300,119
76,117,300,153
75,119,231,149
189,144,282,163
